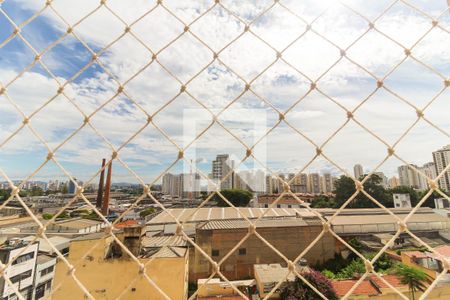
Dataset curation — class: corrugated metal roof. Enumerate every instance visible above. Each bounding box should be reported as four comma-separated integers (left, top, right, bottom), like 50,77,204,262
328,211,449,225
141,235,187,248
148,207,314,224
199,218,308,230
149,246,187,258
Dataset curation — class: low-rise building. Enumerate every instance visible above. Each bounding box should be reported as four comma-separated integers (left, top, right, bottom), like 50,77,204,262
33,255,56,300
21,218,106,235
192,218,336,282
52,230,189,300
254,264,296,298
197,278,255,299
332,275,408,299
0,239,39,300
401,245,450,283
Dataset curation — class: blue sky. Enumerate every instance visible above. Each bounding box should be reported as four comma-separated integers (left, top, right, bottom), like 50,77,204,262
0,0,449,186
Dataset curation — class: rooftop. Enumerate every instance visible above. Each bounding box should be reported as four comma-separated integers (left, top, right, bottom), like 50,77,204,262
55,218,104,229
332,275,407,297
141,235,187,248
254,264,296,283
22,235,70,253
141,246,187,258
37,254,56,264
148,207,317,224
198,218,309,231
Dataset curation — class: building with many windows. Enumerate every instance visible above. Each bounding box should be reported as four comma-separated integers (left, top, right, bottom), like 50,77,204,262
433,145,450,192
212,154,234,190
398,164,424,190
354,164,364,179
0,239,39,300
33,255,56,300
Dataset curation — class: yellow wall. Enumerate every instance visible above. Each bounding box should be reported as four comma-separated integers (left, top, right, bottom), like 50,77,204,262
53,237,188,300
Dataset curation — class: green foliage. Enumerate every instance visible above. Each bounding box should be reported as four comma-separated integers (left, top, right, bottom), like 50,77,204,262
0,188,26,202
214,189,253,207
348,238,364,252
418,189,450,208
394,263,431,300
280,270,338,300
317,253,349,273
42,213,53,220
333,174,393,208
335,259,365,279
56,211,70,219
0,189,11,202
364,253,394,272
318,250,394,280
321,270,336,279
139,207,156,218
310,195,335,208
83,212,100,220
28,186,44,196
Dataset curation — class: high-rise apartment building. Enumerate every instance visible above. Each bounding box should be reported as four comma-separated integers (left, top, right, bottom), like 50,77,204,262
308,173,321,194
291,173,308,193
354,164,363,180
432,145,450,192
398,164,422,189
388,176,400,188
419,162,437,190
162,173,201,198
212,154,234,190
373,172,388,188
68,179,77,194
321,173,334,193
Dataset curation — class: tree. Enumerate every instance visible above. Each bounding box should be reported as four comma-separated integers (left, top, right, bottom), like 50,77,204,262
214,189,253,207
418,189,450,208
333,174,391,208
336,259,365,279
42,213,53,220
280,269,338,300
139,207,155,218
29,186,44,197
310,195,335,208
0,189,11,202
394,263,431,300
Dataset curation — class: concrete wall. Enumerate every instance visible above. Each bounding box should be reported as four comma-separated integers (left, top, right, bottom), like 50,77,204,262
53,237,188,300
1,243,38,298
191,224,336,282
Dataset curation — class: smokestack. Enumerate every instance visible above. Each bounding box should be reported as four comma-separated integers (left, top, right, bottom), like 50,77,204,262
96,159,106,208
102,160,112,216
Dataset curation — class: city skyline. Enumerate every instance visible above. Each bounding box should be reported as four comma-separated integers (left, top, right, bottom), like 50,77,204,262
3,145,447,197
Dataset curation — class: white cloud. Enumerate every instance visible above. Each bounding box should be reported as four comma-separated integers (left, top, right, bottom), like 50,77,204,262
0,0,449,182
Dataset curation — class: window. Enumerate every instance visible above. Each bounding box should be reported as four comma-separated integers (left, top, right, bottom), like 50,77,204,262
10,270,32,283
238,248,246,256
35,283,46,299
40,265,54,277
276,204,281,208
287,205,292,208
211,249,219,257
12,252,34,265
264,204,268,208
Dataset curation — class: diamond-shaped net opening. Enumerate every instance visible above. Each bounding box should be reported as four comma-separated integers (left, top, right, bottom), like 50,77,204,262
0,0,449,300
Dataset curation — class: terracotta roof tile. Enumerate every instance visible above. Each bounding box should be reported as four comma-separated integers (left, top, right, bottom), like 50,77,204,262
332,280,379,297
